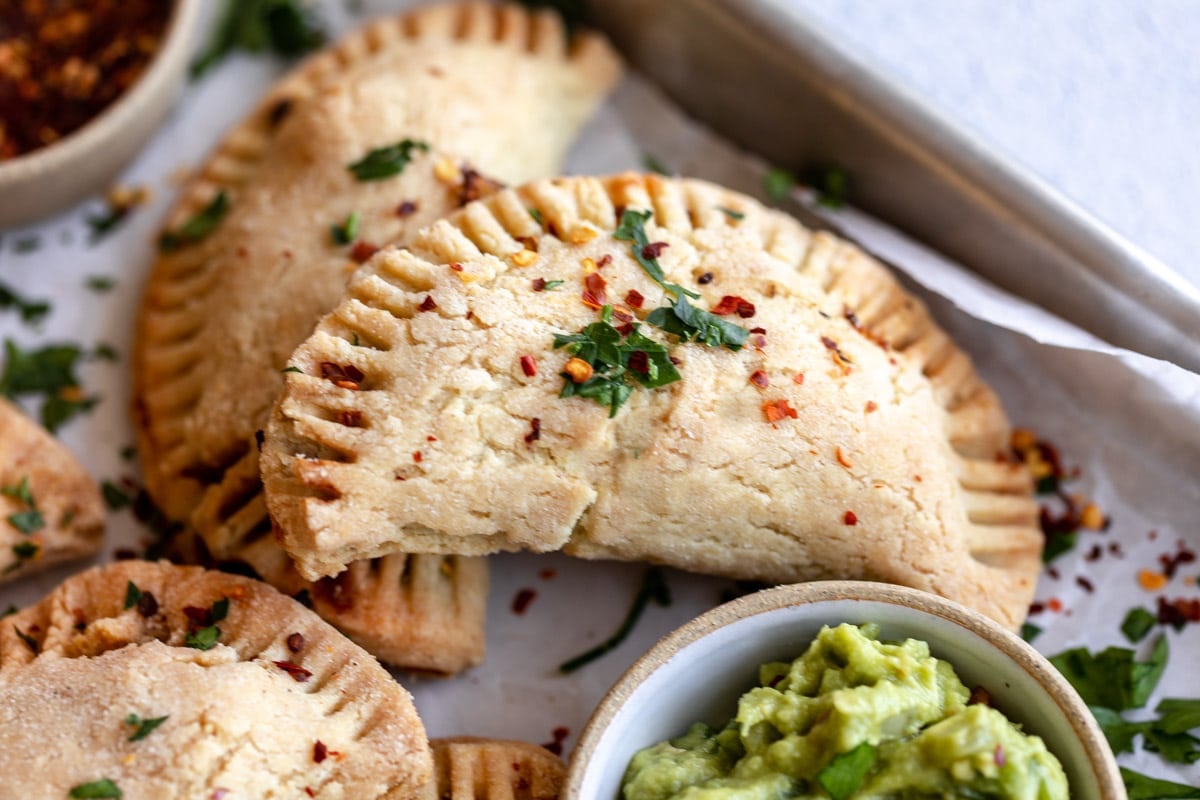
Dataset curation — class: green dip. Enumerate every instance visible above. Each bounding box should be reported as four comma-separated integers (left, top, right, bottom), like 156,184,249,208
621,624,1068,800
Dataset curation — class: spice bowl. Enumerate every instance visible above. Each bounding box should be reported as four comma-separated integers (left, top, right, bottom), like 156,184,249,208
0,0,203,228
565,581,1123,800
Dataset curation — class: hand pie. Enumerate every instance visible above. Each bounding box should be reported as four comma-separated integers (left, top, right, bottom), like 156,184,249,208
426,738,565,800
133,2,620,671
0,561,432,798
261,173,1042,630
0,398,104,582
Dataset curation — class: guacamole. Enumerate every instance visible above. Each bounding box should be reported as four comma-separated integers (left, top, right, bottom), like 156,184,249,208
622,624,1068,800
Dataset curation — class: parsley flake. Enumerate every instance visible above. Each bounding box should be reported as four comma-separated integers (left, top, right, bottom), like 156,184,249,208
0,339,101,431
281,366,303,374
86,207,130,243
125,713,169,742
1019,622,1042,643
1121,767,1200,799
185,625,221,651
192,0,326,79
559,567,670,673
123,581,142,610
763,167,796,203
6,510,43,535
0,281,50,326
102,481,132,512
817,742,877,800
158,192,229,252
84,276,116,292
331,211,361,245
1,476,34,506
528,207,544,226
810,164,850,209
14,625,37,653
642,154,671,175
348,140,430,181
1122,607,1157,643
68,779,122,798
717,206,745,221
1050,635,1168,711
553,306,681,417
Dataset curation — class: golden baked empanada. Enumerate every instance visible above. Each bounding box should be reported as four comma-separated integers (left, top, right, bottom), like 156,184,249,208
427,737,565,800
132,2,620,671
0,561,432,798
0,397,104,582
261,174,1041,630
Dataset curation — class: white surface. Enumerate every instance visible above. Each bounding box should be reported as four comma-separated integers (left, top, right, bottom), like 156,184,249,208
803,0,1200,289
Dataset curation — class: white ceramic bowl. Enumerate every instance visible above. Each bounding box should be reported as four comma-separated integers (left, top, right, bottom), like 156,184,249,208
0,0,202,228
566,581,1123,800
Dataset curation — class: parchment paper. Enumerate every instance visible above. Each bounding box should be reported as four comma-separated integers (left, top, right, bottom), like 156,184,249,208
0,0,1196,785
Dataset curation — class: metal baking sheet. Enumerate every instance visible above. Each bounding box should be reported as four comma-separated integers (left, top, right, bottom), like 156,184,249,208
590,0,1200,373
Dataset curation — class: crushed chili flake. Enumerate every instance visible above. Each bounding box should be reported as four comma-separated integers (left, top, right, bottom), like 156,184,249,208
539,568,557,580
458,167,503,206
697,272,714,285
519,355,538,377
396,200,418,217
449,262,464,272
968,686,991,706
581,272,608,309
412,451,422,463
627,351,650,374
1076,576,1095,593
541,726,570,756
305,788,315,797
531,277,547,291
212,790,230,800
136,591,158,618
596,254,612,269
1046,597,1063,612
272,660,313,682
1156,596,1200,629
336,409,363,428
510,249,537,267
793,373,805,385
641,241,669,260
286,633,305,654
1047,566,1060,580
1085,544,1103,562
524,417,541,445
563,358,593,383
843,306,862,330
625,289,645,309
350,241,379,263
1029,601,1045,615
418,295,438,312
1139,569,1168,592
762,399,798,424
711,295,756,318
865,401,877,413
843,510,858,526
835,446,853,468
1159,540,1197,579
749,370,769,389
320,362,364,391
512,588,537,615
313,741,327,764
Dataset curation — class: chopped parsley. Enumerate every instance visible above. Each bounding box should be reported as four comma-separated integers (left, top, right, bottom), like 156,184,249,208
7,541,39,573
158,192,230,252
185,597,230,651
553,306,681,417
763,167,796,203
68,779,122,798
559,567,670,673
3,476,43,535
103,481,133,511
817,742,877,800
347,139,430,181
281,366,303,374
84,275,116,292
0,281,50,326
92,343,119,363
1120,768,1200,799
717,206,745,221
331,211,361,245
86,207,130,243
192,0,326,79
810,165,850,209
1050,635,1167,710
6,510,43,535
13,625,37,653
1,340,100,433
1,605,16,618
123,581,142,610
13,236,40,254
613,209,747,351
528,207,544,226
1042,531,1077,563
125,713,169,742
1019,622,1042,643
642,154,670,175
1122,607,1157,643
1,476,34,506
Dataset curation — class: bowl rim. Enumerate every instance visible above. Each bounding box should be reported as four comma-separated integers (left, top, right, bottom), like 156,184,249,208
565,580,1124,800
0,0,203,182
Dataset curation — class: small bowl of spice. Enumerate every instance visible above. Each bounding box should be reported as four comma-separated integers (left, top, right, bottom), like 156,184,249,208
0,0,202,227
566,581,1123,800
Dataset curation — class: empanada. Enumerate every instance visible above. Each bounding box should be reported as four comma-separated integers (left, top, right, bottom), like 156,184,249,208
0,397,104,582
133,2,620,671
261,174,1042,630
0,561,432,798
427,737,565,800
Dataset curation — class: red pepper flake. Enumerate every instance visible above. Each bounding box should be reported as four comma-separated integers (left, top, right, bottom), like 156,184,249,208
512,588,537,615
793,373,805,385
427,435,437,442
1029,601,1045,615
184,605,213,628
539,568,557,580
457,167,504,207
627,351,650,374
286,633,305,654
350,241,379,263
1159,541,1197,579
336,409,363,428
835,446,853,468
412,452,422,463
752,333,768,350
1047,566,1060,580
272,660,312,682
396,200,418,217
596,254,613,269
531,277,547,292
1156,596,1200,628
641,241,669,260
418,295,438,312
563,358,593,383
449,262,464,272
749,327,767,335
305,789,315,798
320,362,364,391
625,289,645,309
762,399,798,424
968,686,992,706
212,791,230,800
313,741,328,763
697,271,714,285
1046,597,1063,612
525,417,541,445
1076,576,1095,593
520,355,538,377
581,272,608,309
541,726,570,756
711,295,756,318
749,370,769,389
1108,542,1125,558
843,305,863,330
136,591,158,618
843,510,858,526
865,401,877,413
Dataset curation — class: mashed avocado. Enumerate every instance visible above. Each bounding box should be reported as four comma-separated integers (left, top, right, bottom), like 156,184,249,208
622,624,1068,800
